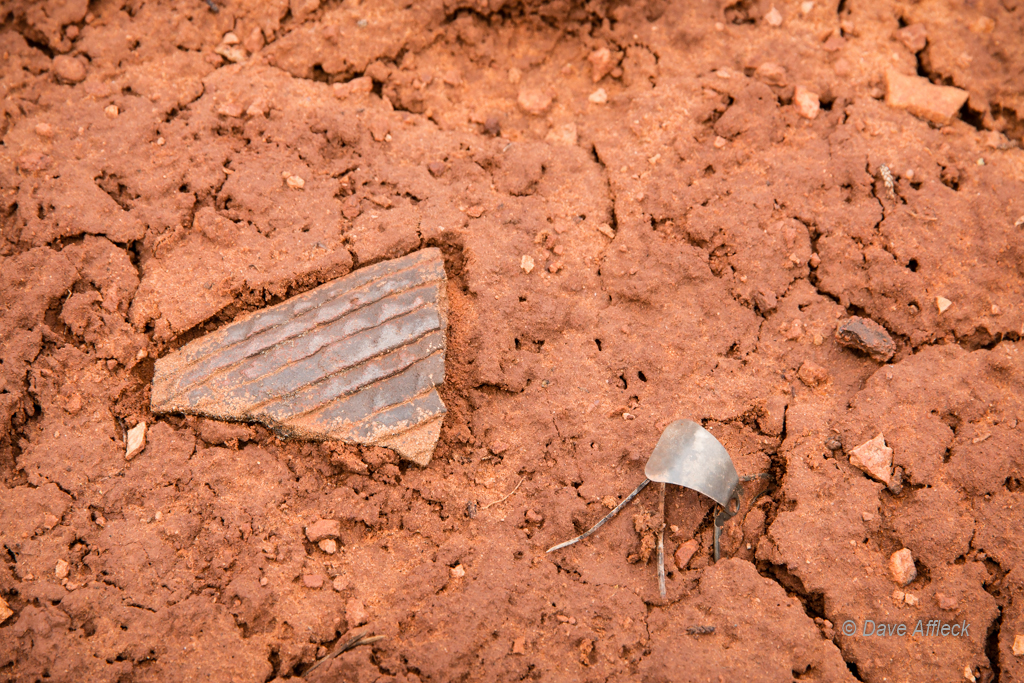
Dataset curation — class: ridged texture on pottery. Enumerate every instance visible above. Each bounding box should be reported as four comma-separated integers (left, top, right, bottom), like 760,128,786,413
151,248,447,465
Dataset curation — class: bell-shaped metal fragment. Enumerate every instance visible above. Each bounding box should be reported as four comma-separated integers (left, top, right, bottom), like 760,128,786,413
644,419,739,511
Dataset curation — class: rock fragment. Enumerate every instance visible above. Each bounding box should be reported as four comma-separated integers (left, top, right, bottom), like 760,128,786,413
318,539,338,554
517,88,553,115
55,559,69,579
674,539,699,570
588,88,608,104
0,597,12,624
936,296,952,313
896,24,927,52
754,62,787,87
885,69,969,125
151,249,448,466
835,316,896,362
303,574,324,589
52,55,87,84
765,5,783,26
848,434,893,486
126,422,147,460
346,598,368,626
889,548,917,586
794,86,820,119
305,519,341,542
936,593,958,610
797,361,829,387
1013,634,1024,657
520,255,535,273
588,48,614,82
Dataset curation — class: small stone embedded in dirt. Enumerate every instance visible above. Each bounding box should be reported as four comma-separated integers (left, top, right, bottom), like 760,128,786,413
54,559,69,579
466,205,484,218
520,255,535,273
517,88,553,115
104,105,119,118
753,289,777,314
889,548,917,586
936,593,959,610
588,47,614,82
0,597,12,625
897,23,928,52
1013,634,1024,657
597,223,615,239
765,5,783,26
150,249,448,465
525,509,544,524
512,637,526,655
125,422,147,460
216,102,244,117
755,62,787,87
835,316,896,362
713,135,727,148
484,116,501,136
848,434,893,486
903,593,919,606
588,88,608,104
285,174,305,189
427,162,447,177
450,564,466,578
346,598,368,626
35,122,55,137
52,55,87,84
885,69,969,125
888,466,904,495
318,539,338,554
303,574,324,589
674,539,699,570
17,151,54,173
332,576,348,592
797,361,829,387
794,86,820,119
290,0,321,20
306,519,341,542
861,511,874,521
332,77,374,99
936,296,952,313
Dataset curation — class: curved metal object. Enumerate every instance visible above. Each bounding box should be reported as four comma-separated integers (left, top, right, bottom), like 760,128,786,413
644,419,740,510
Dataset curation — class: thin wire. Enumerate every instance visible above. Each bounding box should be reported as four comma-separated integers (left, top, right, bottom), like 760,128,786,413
546,478,651,553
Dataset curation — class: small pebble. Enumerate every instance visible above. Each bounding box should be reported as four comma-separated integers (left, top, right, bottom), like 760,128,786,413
936,296,952,313
885,69,968,125
216,102,244,117
467,205,484,218
525,509,544,524
588,88,608,104
765,5,783,26
512,637,526,655
861,511,874,522
754,62,787,87
521,255,535,274
596,223,615,239
303,574,324,589
507,67,522,84
35,123,55,137
849,434,893,486
318,539,338,554
903,593,919,606
52,55,87,84
794,86,820,119
332,576,348,592
0,597,13,624
54,559,69,579
126,422,147,460
43,513,59,529
305,519,341,542
427,162,447,177
221,32,240,45
800,1,814,14
588,47,614,82
713,135,727,148
286,175,305,189
889,548,917,586
896,24,927,53
835,316,896,362
797,361,829,387
893,589,905,602
450,564,466,578
1012,634,1024,657
346,598,368,626
674,539,699,570
936,593,958,610
517,88,553,115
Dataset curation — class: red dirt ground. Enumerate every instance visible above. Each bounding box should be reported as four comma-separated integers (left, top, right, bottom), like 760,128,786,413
1,0,1023,681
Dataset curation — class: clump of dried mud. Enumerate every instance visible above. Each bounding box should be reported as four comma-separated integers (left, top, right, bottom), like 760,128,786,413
1,0,1023,681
